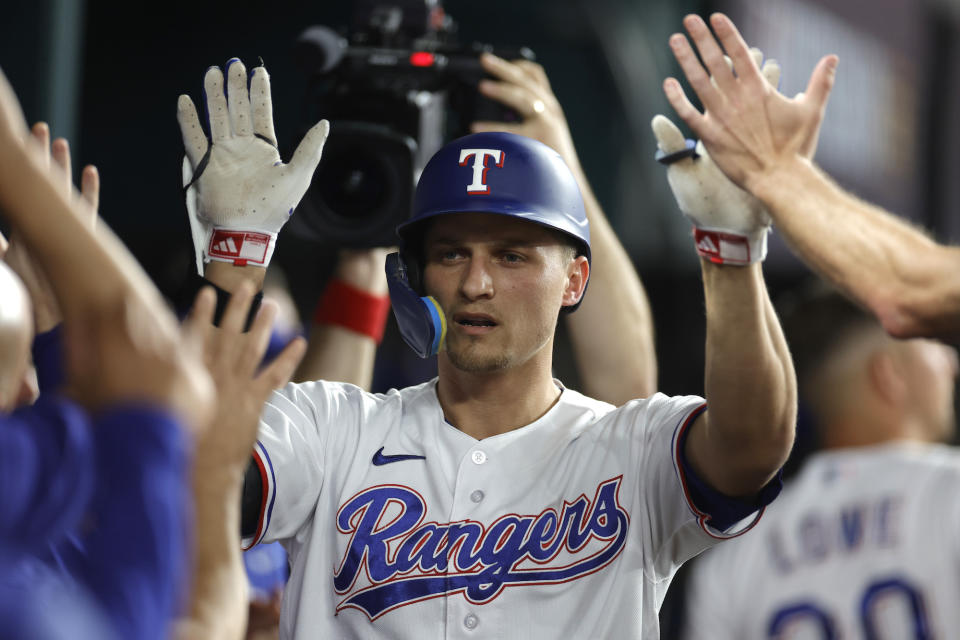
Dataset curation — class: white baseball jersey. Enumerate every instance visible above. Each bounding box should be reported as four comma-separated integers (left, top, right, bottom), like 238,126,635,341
683,442,960,639
246,378,764,639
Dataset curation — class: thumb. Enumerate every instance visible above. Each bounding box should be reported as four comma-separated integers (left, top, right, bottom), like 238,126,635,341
651,114,686,154
804,55,838,115
289,119,330,175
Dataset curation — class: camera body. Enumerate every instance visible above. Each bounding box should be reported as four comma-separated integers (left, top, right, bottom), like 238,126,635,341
290,0,534,247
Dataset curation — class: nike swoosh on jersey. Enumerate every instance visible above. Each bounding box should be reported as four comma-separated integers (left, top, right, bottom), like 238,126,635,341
372,447,427,466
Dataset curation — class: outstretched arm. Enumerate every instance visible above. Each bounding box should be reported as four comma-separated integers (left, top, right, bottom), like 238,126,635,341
474,54,656,402
653,43,795,497
664,14,960,342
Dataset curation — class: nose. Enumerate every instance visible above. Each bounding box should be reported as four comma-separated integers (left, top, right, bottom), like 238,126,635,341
459,256,494,301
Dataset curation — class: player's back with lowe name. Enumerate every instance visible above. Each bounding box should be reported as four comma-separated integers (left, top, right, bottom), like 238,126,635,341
682,442,960,639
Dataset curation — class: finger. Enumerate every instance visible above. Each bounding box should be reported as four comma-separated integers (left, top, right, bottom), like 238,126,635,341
249,66,277,146
0,69,29,141
239,300,278,374
478,80,544,118
289,119,329,175
177,94,208,166
80,165,99,215
51,137,72,192
470,121,524,135
761,59,781,90
203,66,230,142
662,77,706,135
708,13,765,88
650,114,687,154
710,55,734,90
183,286,217,354
804,54,839,115
479,52,530,88
514,59,551,90
668,33,723,111
682,15,736,93
749,47,763,70
220,281,256,336
255,336,306,392
225,58,252,137
31,122,50,167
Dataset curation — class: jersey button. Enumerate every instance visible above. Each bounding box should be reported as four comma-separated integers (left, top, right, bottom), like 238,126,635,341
463,613,479,630
470,490,484,503
471,450,487,465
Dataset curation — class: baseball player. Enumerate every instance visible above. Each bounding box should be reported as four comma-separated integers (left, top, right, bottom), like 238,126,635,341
681,288,960,640
179,58,796,638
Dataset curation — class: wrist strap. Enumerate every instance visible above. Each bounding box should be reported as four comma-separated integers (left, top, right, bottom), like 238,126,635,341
693,226,767,265
313,279,391,343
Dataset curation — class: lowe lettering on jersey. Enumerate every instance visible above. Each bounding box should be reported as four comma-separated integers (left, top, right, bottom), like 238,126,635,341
458,148,505,194
333,476,629,619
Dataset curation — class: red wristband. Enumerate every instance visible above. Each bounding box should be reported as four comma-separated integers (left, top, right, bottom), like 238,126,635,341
313,279,391,343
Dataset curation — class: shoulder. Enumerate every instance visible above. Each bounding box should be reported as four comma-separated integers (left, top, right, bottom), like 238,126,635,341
262,377,439,426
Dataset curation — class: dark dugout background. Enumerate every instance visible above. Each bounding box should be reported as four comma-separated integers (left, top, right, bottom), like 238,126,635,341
3,0,960,634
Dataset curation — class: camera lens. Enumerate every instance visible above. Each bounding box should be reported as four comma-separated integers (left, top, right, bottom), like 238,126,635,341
290,122,416,248
315,148,391,221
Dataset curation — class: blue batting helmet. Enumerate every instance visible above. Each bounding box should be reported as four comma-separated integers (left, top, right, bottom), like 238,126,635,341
398,131,591,267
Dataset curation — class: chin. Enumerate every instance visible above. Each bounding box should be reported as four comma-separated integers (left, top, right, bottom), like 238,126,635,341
445,346,511,374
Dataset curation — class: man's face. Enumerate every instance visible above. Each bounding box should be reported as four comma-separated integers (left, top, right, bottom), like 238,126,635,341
422,213,587,374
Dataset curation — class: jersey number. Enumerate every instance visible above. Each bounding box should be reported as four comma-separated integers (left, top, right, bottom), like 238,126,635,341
767,577,932,639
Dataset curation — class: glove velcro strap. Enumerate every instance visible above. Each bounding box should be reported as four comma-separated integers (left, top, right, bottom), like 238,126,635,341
206,229,275,267
693,227,766,266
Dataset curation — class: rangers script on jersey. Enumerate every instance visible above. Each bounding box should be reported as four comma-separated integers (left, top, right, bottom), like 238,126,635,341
246,379,765,638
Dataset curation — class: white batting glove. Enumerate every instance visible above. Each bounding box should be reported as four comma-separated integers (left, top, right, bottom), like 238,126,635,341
652,51,780,266
177,59,329,274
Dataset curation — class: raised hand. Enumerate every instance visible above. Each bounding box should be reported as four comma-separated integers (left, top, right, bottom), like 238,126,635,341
662,13,838,193
472,53,579,169
177,59,329,273
186,284,306,473
653,48,782,265
4,123,99,333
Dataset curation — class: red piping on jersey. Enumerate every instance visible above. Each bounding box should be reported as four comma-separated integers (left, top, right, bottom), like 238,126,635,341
244,450,271,550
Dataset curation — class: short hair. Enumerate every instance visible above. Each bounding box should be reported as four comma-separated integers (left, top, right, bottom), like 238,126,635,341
779,283,880,392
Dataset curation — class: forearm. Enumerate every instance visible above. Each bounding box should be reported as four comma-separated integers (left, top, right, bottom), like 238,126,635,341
295,249,389,387
177,469,248,640
750,158,960,340
564,168,657,403
295,326,376,387
697,261,795,495
204,262,267,293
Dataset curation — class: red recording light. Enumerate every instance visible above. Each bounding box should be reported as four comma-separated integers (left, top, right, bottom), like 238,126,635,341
409,52,435,67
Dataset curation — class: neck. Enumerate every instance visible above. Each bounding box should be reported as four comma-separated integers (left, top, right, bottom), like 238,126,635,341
436,346,561,440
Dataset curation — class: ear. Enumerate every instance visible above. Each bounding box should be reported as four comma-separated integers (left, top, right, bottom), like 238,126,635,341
867,350,907,408
561,256,589,308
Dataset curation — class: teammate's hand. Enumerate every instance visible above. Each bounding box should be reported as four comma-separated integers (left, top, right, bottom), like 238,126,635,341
64,294,214,435
653,47,782,265
177,59,329,274
662,13,837,194
472,54,580,172
187,283,306,473
4,123,99,333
